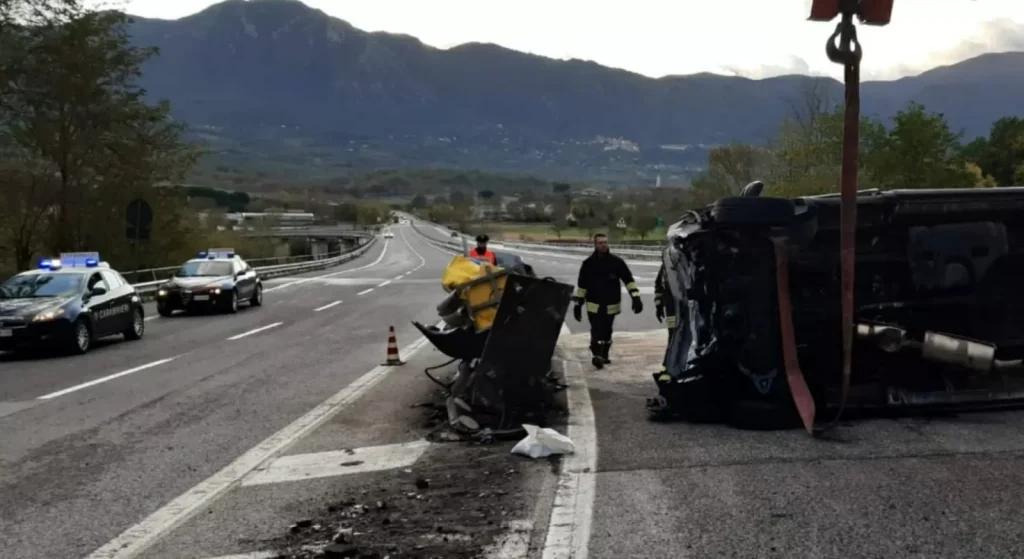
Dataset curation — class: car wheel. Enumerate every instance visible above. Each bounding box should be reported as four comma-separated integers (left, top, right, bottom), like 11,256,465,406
250,284,263,307
69,320,92,355
123,307,144,341
225,289,239,314
158,304,174,317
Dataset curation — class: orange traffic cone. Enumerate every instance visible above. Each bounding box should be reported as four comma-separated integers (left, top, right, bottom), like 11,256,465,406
383,326,405,366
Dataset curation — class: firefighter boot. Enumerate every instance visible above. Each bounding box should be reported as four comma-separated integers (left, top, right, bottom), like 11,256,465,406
601,341,613,365
590,341,605,370
646,368,679,421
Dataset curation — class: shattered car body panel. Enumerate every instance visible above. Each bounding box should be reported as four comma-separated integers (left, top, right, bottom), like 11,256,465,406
663,187,1024,421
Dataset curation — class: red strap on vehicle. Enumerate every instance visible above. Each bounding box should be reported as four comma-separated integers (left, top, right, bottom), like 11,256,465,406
772,237,817,434
825,1,864,428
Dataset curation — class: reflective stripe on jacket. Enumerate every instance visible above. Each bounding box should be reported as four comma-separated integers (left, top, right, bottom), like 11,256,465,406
575,252,637,315
469,247,496,265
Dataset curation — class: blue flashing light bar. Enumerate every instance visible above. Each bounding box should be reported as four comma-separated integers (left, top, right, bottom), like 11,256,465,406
206,248,236,259
197,251,208,259
60,252,101,268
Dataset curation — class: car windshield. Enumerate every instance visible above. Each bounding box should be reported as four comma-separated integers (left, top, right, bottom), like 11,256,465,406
175,261,234,277
0,273,83,299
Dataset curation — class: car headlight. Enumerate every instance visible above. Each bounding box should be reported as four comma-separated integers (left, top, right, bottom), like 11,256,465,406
157,289,168,297
32,308,64,322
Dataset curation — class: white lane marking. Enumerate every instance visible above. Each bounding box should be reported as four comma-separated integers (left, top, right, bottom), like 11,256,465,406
357,288,373,296
541,357,598,559
84,333,434,559
377,280,392,287
241,440,432,486
227,322,283,341
264,240,390,293
313,301,342,312
37,357,178,400
484,520,534,559
144,316,160,322
399,225,428,269
394,275,404,280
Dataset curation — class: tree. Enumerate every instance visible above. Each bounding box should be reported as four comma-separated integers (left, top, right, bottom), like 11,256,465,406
2,8,198,255
410,194,428,208
964,117,1024,186
477,189,495,201
631,211,659,241
965,162,996,188
550,221,565,240
870,103,973,189
448,190,467,205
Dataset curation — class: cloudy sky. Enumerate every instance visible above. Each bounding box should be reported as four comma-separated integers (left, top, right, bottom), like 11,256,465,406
113,0,1024,80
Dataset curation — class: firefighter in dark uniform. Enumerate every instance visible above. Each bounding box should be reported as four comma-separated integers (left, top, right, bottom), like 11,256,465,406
469,235,497,265
572,233,643,369
653,261,677,384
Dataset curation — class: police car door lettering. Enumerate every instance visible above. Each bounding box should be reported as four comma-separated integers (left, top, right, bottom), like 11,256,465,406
96,304,129,320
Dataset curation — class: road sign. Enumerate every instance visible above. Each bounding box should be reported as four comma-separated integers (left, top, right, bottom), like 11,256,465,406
126,198,153,241
616,218,627,229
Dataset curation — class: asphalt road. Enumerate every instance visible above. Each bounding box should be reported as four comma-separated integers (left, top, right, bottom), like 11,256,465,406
0,222,461,559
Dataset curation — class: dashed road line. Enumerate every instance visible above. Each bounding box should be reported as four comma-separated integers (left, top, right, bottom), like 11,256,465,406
264,239,390,293
83,334,434,559
37,357,179,400
227,322,283,341
313,301,342,312
378,280,392,287
357,288,373,296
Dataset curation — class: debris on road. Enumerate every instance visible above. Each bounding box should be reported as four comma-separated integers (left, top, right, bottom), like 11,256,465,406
414,254,573,439
510,424,575,459
266,445,538,558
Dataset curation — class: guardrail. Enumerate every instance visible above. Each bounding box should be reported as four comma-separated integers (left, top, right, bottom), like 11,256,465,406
128,237,379,297
408,218,662,261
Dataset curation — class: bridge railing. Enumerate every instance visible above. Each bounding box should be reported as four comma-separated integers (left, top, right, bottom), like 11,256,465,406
408,217,663,261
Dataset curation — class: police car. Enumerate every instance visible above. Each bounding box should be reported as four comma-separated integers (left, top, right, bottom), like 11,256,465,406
0,253,145,355
155,249,263,316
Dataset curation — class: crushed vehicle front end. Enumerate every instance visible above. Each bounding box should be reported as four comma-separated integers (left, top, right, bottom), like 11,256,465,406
658,186,1024,427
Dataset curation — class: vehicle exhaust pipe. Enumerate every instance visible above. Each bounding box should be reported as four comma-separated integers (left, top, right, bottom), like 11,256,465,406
857,323,998,373
920,331,996,373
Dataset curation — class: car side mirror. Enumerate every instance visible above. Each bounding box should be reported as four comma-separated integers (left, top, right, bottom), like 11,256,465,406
90,286,107,296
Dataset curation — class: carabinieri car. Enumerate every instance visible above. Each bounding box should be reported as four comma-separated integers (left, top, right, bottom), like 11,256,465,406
0,252,146,355
155,249,263,316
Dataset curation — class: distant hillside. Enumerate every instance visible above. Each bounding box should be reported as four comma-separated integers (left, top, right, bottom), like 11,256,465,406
127,0,1024,184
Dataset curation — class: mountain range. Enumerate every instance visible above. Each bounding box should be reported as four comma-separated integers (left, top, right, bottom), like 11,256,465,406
127,0,1024,185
